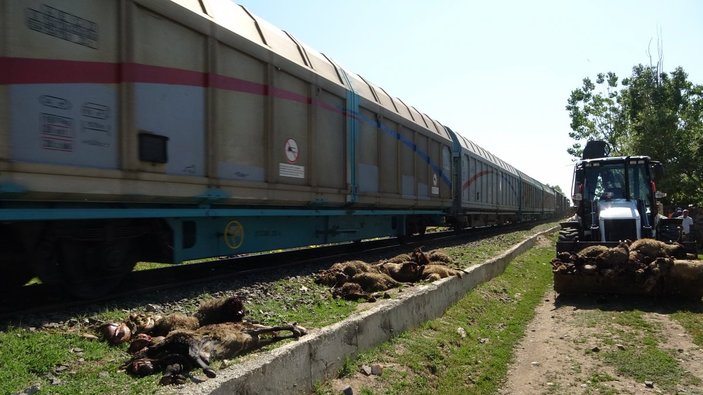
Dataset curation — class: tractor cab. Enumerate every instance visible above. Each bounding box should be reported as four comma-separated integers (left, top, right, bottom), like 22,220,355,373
571,156,662,242
557,140,670,253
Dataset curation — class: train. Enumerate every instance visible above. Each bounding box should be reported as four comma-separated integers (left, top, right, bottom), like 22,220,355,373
0,0,570,297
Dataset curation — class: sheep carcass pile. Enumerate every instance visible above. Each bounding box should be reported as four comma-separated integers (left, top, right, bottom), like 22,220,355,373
551,239,703,298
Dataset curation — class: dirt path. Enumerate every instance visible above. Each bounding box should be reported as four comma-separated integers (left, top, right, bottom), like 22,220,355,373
500,291,703,394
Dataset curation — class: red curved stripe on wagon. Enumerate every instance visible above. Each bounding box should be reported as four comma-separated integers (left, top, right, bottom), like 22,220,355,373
462,169,493,190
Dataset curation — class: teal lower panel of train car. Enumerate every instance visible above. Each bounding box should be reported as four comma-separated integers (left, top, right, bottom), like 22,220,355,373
167,213,425,262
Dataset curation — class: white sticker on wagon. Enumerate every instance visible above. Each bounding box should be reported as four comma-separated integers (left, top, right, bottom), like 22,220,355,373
279,163,305,178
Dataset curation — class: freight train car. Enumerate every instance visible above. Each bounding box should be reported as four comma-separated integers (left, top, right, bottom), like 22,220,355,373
449,130,521,227
1,0,559,297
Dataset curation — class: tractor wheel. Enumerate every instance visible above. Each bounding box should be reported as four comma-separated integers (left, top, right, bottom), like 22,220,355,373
558,224,579,242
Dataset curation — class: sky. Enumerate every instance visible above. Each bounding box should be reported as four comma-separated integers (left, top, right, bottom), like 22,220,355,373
233,0,703,196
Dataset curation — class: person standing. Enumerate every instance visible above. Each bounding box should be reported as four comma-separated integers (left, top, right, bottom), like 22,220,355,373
678,209,694,242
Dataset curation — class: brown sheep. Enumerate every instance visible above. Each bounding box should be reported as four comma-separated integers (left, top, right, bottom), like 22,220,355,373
597,243,629,268
411,248,431,265
385,253,412,264
630,239,686,259
421,264,464,281
103,296,246,345
150,313,200,337
377,261,422,282
195,295,247,326
349,272,401,292
332,282,376,302
314,268,349,287
127,312,161,334
576,245,609,260
428,250,453,264
330,260,375,276
124,321,307,384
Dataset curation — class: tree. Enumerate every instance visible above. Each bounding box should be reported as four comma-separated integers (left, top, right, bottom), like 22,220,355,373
621,66,703,205
565,72,626,158
547,184,564,195
566,65,703,206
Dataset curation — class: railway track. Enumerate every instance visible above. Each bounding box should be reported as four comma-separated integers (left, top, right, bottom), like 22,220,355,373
0,222,544,322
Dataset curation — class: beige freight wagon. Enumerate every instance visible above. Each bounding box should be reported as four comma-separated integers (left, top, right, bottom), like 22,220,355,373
0,0,455,297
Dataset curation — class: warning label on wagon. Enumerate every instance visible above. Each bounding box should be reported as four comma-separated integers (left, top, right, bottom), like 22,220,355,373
279,163,304,179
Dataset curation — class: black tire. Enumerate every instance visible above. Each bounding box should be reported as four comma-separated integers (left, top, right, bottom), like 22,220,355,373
0,226,35,290
558,224,579,242
59,238,138,299
0,257,34,291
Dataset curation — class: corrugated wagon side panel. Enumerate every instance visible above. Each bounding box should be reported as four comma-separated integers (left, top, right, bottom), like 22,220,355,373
379,118,399,195
414,134,429,199
272,70,308,186
131,4,206,177
5,0,120,170
312,89,345,191
357,107,379,193
214,43,267,182
399,126,415,198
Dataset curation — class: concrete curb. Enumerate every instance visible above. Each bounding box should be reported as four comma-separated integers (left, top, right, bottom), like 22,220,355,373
174,226,558,395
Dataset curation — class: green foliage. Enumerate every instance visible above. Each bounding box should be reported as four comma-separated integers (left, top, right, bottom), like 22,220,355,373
566,72,626,157
566,64,703,206
339,356,356,378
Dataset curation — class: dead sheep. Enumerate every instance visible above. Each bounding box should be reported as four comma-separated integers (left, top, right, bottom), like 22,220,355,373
576,245,609,260
428,250,453,264
102,296,246,345
330,260,375,277
629,239,686,259
349,272,401,292
195,295,247,326
150,313,200,337
332,282,376,302
659,260,703,299
421,264,464,282
124,321,307,385
385,253,412,264
377,261,422,282
597,243,629,267
314,268,349,287
411,248,431,265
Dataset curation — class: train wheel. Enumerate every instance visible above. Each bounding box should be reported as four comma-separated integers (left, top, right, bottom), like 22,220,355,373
405,220,426,237
0,225,37,290
0,255,34,291
59,238,138,299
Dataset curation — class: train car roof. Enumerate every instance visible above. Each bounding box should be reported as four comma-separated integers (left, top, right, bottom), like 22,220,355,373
517,170,546,190
200,0,451,141
453,133,519,176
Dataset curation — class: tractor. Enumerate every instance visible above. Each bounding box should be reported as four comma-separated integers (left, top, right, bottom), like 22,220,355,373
553,140,701,297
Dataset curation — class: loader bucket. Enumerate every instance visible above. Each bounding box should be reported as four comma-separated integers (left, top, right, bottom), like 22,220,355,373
554,260,703,299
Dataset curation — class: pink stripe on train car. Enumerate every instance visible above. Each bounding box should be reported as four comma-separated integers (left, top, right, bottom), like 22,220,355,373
0,57,119,84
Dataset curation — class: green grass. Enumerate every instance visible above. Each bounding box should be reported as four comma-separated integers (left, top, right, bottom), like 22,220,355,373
244,276,358,328
314,240,557,395
576,308,702,393
671,310,703,348
0,327,161,394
